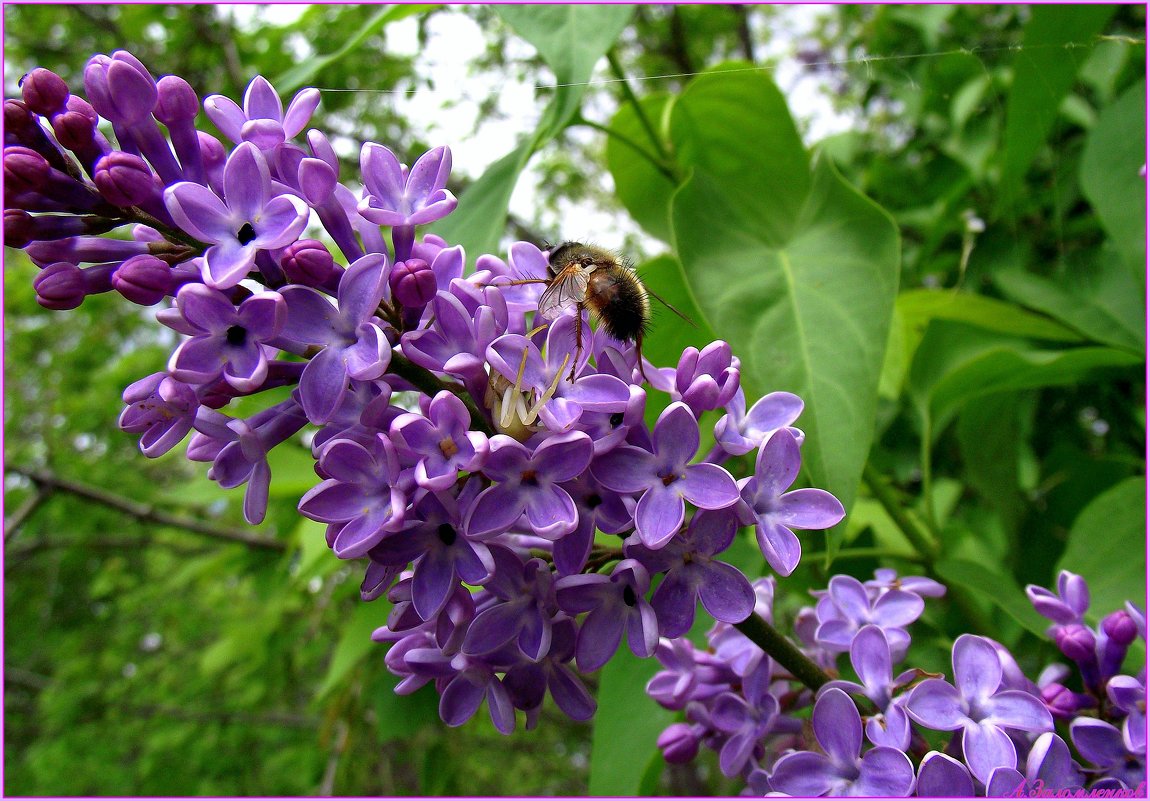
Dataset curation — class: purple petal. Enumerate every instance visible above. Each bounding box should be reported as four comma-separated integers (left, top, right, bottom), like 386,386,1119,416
223,142,270,221
298,347,348,424
755,428,801,498
851,624,893,695
651,566,699,638
953,634,1003,703
169,337,226,384
412,547,456,620
776,488,846,529
680,462,739,509
243,75,283,120
755,519,802,576
627,602,659,658
982,690,1054,732
523,484,578,540
591,445,655,493
299,479,366,522
854,746,916,796
985,766,1027,797
872,589,925,629
697,561,755,624
203,94,245,142
360,142,404,209
532,431,593,483
905,679,966,730
202,240,257,289
338,253,390,326
406,146,451,206
440,674,484,727
813,687,862,763
1069,718,1126,767
829,575,872,620
635,486,684,549
280,286,341,345
917,751,976,797
282,88,320,138
652,402,699,468
963,721,1019,785
463,601,523,655
547,665,596,721
769,751,840,796
252,193,309,248
576,606,626,671
164,181,233,242
236,291,285,339
465,483,526,540
332,505,395,558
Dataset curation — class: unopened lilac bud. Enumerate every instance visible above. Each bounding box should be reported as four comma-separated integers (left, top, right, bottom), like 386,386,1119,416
198,131,226,188
390,259,436,308
4,209,36,248
1041,682,1086,719
26,236,147,267
1103,610,1138,646
4,145,50,192
4,209,119,247
94,152,157,207
5,99,37,138
112,254,174,305
281,239,334,286
154,75,199,124
657,722,701,764
83,50,157,124
34,262,87,309
1055,623,1096,662
50,109,98,151
21,68,70,116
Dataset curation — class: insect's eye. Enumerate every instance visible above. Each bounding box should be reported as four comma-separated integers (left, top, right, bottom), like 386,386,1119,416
581,258,593,267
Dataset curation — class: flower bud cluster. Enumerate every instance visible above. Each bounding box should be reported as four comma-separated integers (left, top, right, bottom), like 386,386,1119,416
648,568,1146,795
6,52,847,734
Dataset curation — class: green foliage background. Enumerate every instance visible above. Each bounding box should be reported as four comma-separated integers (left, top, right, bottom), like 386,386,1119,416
4,4,1145,795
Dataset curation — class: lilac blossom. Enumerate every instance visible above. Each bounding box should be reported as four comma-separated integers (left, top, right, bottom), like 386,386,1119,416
203,75,320,150
1071,718,1147,789
1026,570,1090,626
739,429,845,576
714,386,805,456
358,143,457,227
390,390,488,492
823,624,916,749
555,559,658,670
769,688,916,796
593,402,739,549
815,574,924,658
905,634,1053,784
164,143,308,288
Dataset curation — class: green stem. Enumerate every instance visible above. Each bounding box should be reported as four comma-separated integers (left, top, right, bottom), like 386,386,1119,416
735,613,830,691
387,353,494,436
606,50,674,167
801,546,925,564
862,463,940,562
578,117,678,183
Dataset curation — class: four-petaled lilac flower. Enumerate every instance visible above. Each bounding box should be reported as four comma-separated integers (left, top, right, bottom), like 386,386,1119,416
905,634,1053,785
865,567,947,599
461,546,556,662
714,386,805,456
555,559,658,671
739,428,845,576
280,253,393,424
164,141,309,288
298,435,406,558
503,619,596,723
165,283,285,392
815,574,924,658
203,75,320,150
824,624,917,750
711,674,780,777
358,143,457,227
366,488,494,620
391,390,488,492
770,687,916,796
118,372,198,457
465,431,592,541
593,402,739,549
628,509,756,637
1070,717,1146,789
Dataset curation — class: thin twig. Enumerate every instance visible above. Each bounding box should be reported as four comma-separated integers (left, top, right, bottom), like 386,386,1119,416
4,485,52,542
6,466,285,551
734,613,831,691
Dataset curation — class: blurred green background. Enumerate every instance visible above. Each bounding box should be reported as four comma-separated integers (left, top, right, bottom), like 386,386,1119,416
4,4,1145,795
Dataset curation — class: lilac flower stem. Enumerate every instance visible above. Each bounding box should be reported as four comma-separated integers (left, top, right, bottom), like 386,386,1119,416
387,352,494,436
862,463,939,561
734,612,831,691
605,51,677,177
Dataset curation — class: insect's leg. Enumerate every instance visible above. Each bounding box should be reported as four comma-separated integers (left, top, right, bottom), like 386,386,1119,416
636,333,650,384
479,278,551,288
571,303,584,382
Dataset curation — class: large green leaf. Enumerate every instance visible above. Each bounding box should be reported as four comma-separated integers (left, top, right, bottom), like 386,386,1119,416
998,4,1116,207
274,5,438,92
673,151,899,556
669,65,810,247
935,558,1049,639
909,321,1142,437
994,258,1145,355
605,93,676,242
1058,477,1147,618
588,649,672,795
1080,80,1147,268
436,6,634,258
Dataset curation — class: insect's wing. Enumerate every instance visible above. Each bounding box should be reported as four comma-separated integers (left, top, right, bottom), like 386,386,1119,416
537,268,589,320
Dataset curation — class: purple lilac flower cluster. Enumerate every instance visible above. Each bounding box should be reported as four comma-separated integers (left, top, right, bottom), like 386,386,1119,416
649,567,1147,796
5,53,847,734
